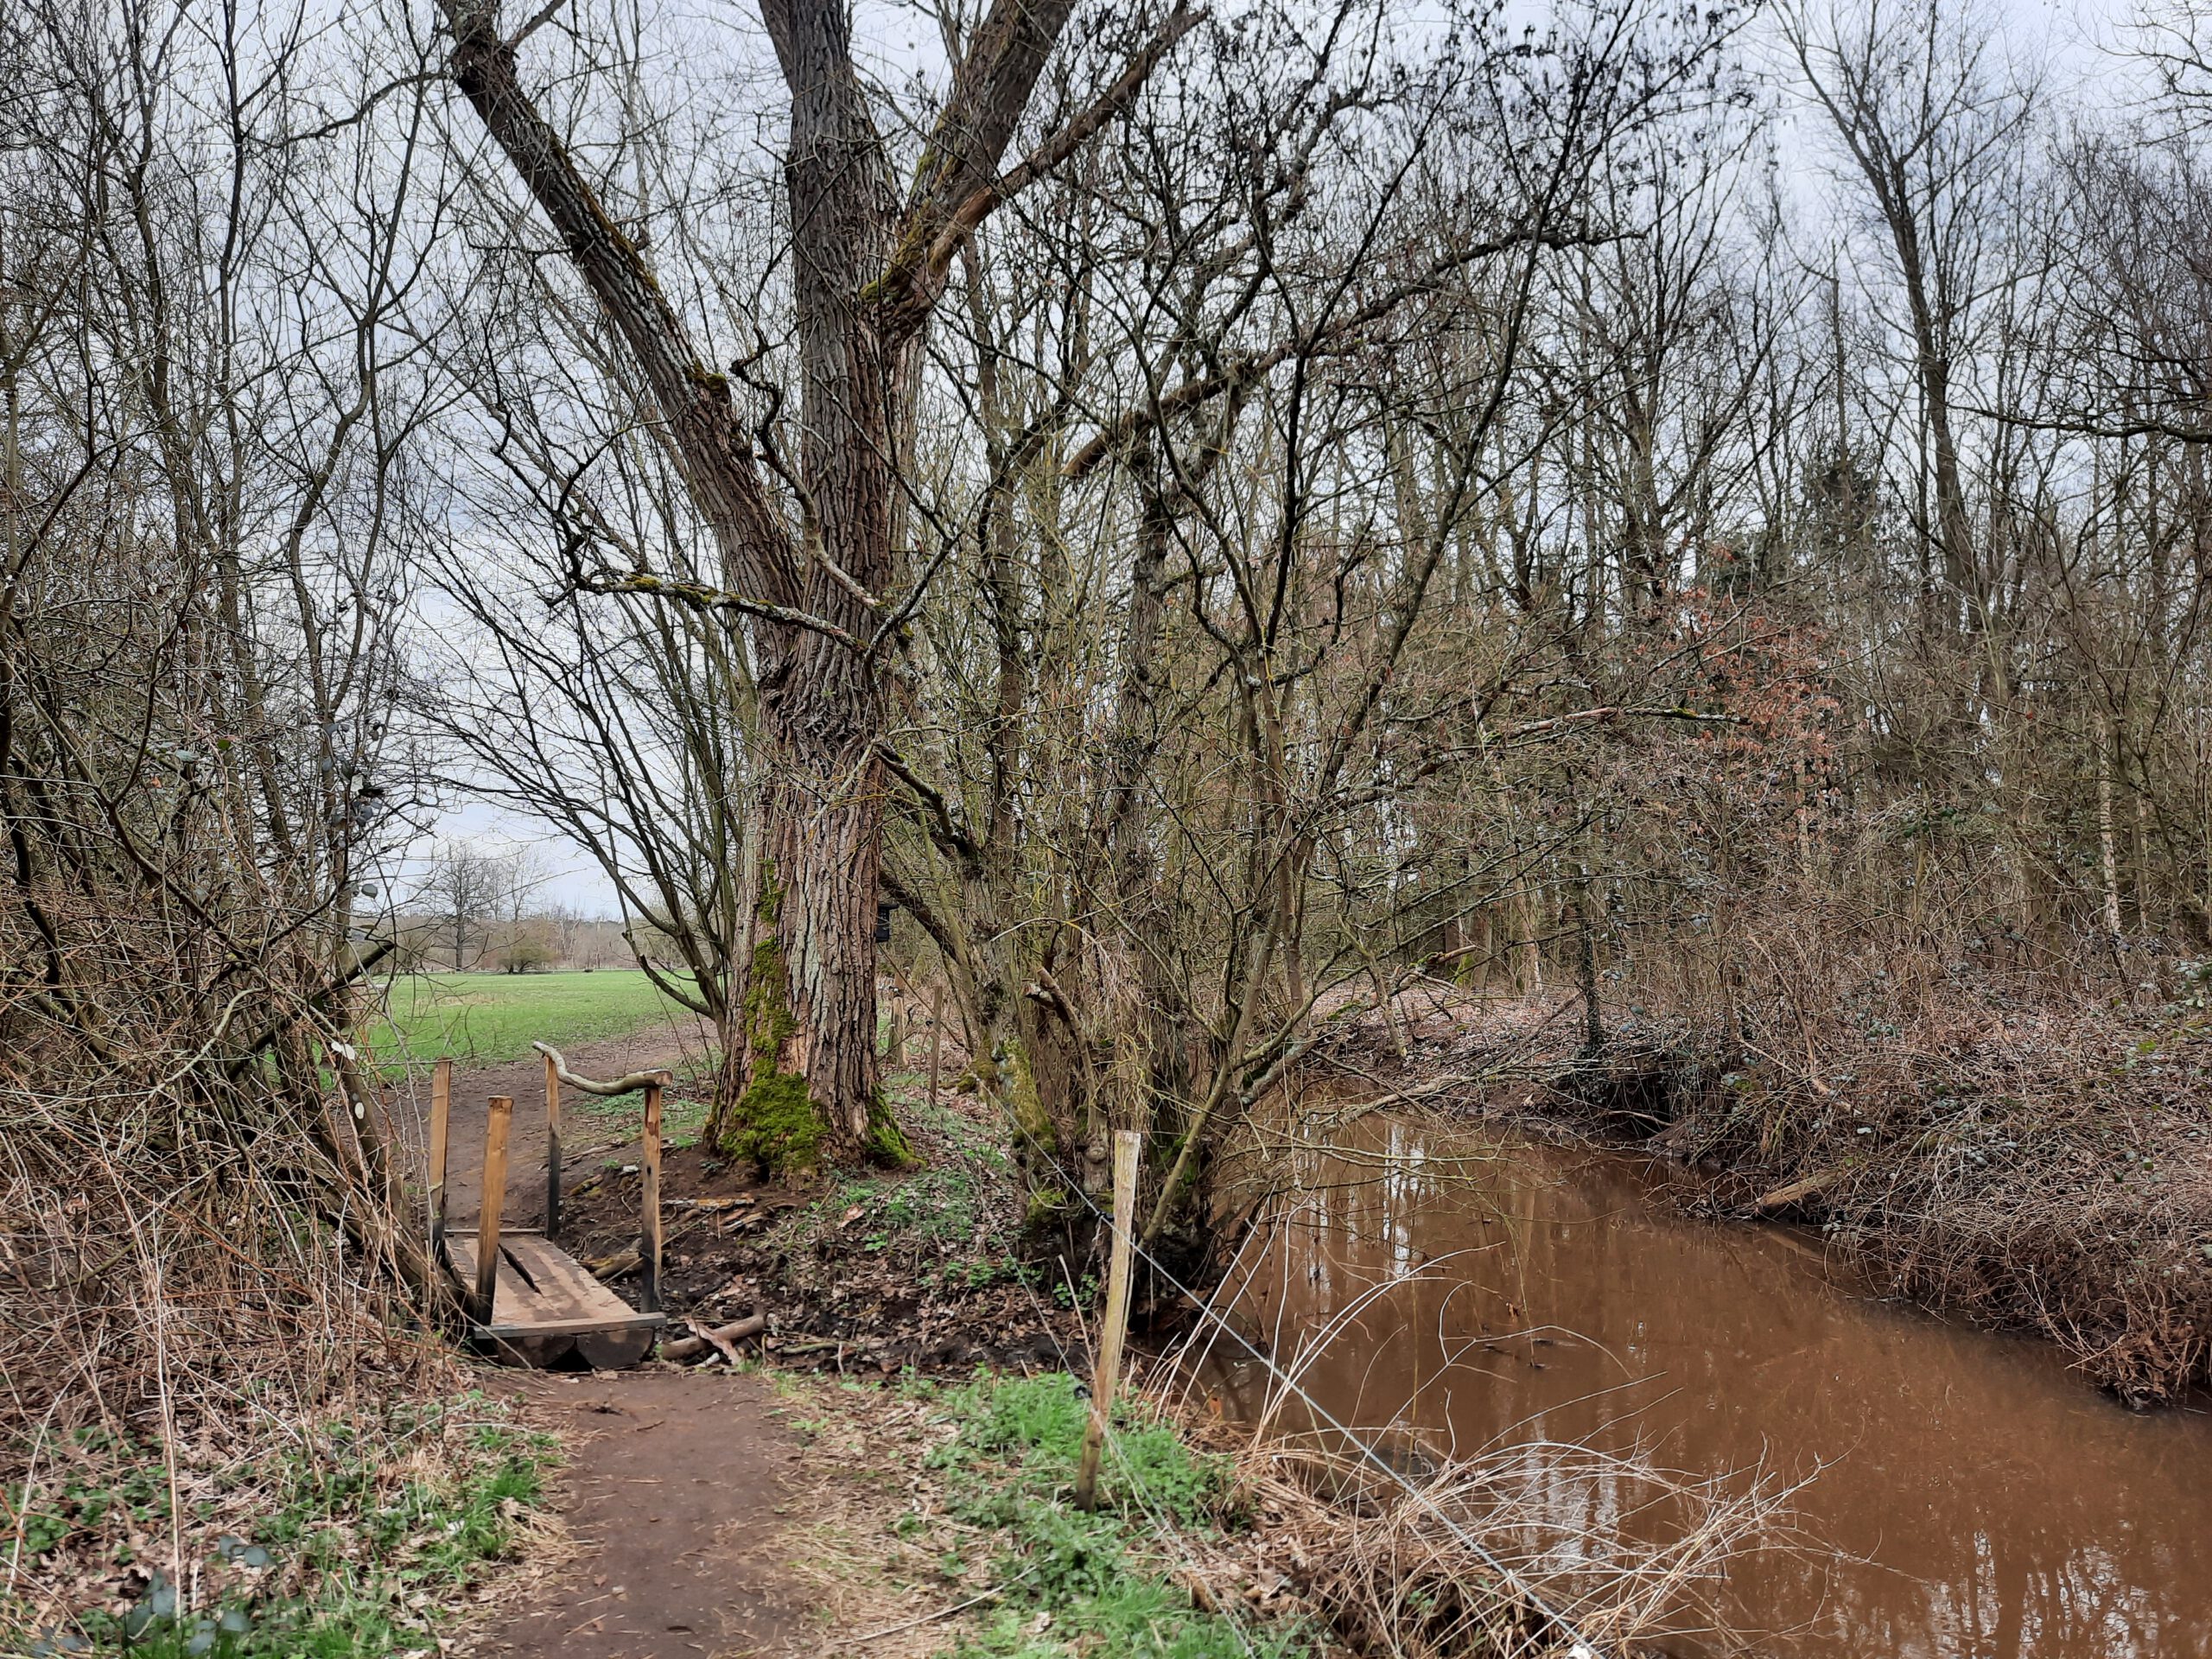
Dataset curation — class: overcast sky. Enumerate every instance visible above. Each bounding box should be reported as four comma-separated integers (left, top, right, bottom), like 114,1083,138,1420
423,0,2154,921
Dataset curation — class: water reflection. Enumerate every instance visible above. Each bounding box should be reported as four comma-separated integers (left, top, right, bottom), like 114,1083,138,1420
1208,1120,2212,1657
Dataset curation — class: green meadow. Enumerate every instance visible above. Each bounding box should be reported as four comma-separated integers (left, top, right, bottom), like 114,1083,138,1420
366,969,700,1069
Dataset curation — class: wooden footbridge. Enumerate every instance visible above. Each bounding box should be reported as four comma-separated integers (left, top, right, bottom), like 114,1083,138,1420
426,1044,667,1368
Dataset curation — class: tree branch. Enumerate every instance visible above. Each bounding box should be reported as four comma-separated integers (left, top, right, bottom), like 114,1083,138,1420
531,1040,672,1096
575,569,863,654
438,0,793,595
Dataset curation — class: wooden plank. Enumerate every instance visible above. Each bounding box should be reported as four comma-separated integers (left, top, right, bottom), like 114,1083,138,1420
501,1235,633,1324
542,1050,563,1243
445,1234,664,1338
479,1313,664,1339
474,1096,513,1323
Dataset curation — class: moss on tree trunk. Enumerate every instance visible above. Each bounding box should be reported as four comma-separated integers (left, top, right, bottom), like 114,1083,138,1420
718,870,912,1175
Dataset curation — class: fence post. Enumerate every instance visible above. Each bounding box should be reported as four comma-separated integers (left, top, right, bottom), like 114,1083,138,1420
1076,1128,1141,1512
428,1058,453,1263
542,1048,563,1243
639,1079,664,1314
928,984,943,1107
474,1096,514,1325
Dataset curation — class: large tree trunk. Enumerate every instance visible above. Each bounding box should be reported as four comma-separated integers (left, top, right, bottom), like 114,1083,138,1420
735,0,901,1164
442,0,1181,1168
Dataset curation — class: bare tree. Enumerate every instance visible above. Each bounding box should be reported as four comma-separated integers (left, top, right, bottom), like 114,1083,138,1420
412,840,509,969
426,0,1201,1166
0,0,461,1560
1789,0,2040,644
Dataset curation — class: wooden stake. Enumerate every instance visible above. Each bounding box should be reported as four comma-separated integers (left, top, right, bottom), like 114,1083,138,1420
428,1058,453,1262
639,1080,664,1314
542,1049,563,1243
927,984,943,1107
474,1095,514,1325
1075,1128,1141,1512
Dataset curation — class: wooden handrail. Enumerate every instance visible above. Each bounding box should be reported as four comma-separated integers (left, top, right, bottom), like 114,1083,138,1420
530,1041,671,1097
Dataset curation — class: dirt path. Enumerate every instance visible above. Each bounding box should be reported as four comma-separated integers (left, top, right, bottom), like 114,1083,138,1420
393,1027,712,1227
473,1371,803,1659
410,1048,811,1658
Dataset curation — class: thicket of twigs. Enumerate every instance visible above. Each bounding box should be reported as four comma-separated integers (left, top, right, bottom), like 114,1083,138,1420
1,0,449,1620
1227,1435,1800,1659
0,556,436,1626
1633,866,2212,1405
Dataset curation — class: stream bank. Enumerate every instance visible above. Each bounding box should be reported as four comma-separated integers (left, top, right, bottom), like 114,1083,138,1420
413,1052,1733,1658
1308,986,2212,1404
1210,1111,2212,1658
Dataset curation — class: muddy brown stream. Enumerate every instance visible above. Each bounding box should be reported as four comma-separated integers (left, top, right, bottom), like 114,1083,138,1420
1207,1117,2212,1657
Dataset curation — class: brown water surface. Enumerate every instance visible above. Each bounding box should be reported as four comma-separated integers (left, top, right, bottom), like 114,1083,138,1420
1208,1118,2212,1657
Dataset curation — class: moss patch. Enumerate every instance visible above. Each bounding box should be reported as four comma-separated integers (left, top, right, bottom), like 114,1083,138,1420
863,1087,916,1168
721,917,824,1177
741,936,797,1062
718,864,915,1175
727,1067,826,1176
1001,1036,1071,1231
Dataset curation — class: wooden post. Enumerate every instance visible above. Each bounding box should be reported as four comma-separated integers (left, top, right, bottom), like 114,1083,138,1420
428,1058,453,1262
542,1048,563,1243
474,1096,514,1325
639,1079,664,1314
1075,1128,1141,1512
927,984,943,1107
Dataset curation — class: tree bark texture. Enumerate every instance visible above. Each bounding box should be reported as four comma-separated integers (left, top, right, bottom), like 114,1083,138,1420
442,0,1117,1162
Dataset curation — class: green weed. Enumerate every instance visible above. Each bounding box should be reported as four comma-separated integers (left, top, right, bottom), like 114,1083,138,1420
18,1398,556,1658
916,1374,1310,1659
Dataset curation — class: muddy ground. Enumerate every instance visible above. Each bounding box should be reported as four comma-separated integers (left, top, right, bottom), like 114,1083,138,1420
468,1371,798,1659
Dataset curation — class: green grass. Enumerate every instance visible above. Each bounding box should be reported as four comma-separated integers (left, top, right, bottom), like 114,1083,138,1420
905,1373,1313,1659
365,970,700,1069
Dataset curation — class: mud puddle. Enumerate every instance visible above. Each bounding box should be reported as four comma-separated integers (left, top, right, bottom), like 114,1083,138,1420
1205,1117,2212,1657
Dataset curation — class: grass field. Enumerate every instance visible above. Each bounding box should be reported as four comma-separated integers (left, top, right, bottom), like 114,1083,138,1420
367,970,701,1069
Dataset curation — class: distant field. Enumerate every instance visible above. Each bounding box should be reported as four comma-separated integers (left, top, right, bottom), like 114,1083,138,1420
368,970,700,1069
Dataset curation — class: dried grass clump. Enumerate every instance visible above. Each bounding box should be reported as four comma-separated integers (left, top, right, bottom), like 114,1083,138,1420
1191,1399,1802,1657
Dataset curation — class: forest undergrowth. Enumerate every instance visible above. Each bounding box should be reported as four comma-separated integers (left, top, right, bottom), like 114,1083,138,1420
769,1363,1782,1659
2,1375,562,1657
